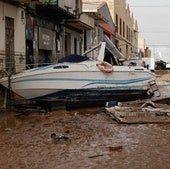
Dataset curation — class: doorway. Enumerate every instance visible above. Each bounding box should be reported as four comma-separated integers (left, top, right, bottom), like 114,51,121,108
5,16,14,73
26,40,34,69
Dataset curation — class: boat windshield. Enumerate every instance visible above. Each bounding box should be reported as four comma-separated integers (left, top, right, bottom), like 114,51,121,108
58,54,90,63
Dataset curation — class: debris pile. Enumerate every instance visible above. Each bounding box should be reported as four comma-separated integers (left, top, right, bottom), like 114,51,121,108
105,101,170,124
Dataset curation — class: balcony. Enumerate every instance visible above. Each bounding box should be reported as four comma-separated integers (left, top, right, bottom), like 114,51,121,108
36,1,76,20
11,0,43,3
2,0,43,6
66,13,94,30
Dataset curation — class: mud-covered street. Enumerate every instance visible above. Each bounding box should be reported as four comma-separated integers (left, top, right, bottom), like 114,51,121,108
0,109,170,169
0,108,170,169
0,70,170,169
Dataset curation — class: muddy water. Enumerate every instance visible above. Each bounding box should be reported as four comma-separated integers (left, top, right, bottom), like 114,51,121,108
0,108,169,169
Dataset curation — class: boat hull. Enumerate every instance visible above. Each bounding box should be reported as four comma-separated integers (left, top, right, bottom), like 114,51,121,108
34,88,152,101
1,71,153,101
0,63,156,103
0,43,157,107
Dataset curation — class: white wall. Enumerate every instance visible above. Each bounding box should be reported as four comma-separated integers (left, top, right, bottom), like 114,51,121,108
0,2,26,72
0,2,5,53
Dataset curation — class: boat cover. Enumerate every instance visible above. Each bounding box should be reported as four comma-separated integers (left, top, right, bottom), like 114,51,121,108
58,54,89,63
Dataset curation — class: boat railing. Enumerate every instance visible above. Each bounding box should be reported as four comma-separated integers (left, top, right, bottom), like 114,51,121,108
82,42,106,62
26,63,53,69
82,42,103,56
0,62,54,77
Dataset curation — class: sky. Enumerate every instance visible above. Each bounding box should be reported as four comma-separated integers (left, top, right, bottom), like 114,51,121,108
126,0,170,62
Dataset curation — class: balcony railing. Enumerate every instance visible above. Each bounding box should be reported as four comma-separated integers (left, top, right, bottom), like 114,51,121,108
12,0,43,3
44,0,58,4
45,0,79,15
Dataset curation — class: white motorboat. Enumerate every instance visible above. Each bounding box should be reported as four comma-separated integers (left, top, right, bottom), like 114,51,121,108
0,41,157,104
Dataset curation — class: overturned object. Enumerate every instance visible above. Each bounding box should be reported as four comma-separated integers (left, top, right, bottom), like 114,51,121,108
105,102,170,124
51,133,69,144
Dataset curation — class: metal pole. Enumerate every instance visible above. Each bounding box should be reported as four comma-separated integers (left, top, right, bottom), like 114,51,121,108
3,70,12,109
61,20,65,57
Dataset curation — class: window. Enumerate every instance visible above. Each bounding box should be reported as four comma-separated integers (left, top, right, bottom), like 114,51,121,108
116,14,118,32
123,21,125,37
131,30,133,42
84,30,87,52
126,26,128,40
74,38,77,54
53,65,69,69
119,18,122,35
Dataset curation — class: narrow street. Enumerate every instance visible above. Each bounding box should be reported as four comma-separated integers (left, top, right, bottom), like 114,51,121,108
0,1,170,168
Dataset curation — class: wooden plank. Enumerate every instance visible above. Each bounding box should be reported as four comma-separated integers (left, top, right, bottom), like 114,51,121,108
105,106,170,124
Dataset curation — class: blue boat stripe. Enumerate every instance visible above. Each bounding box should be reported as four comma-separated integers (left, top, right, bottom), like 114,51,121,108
12,77,151,85
82,77,151,87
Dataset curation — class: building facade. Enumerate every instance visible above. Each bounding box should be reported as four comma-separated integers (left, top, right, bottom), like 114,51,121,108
83,1,117,62
83,0,138,59
29,0,86,67
83,0,115,43
138,37,146,58
0,0,26,73
0,0,95,73
0,0,140,75
138,37,151,57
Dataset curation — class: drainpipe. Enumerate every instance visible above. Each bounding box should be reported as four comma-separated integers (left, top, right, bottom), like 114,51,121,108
56,0,58,7
60,20,65,57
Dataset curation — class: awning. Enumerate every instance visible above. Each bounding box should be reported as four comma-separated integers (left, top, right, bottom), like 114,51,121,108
100,23,115,35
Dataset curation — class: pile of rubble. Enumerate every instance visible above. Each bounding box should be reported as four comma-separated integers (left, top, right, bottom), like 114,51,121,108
105,101,170,124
